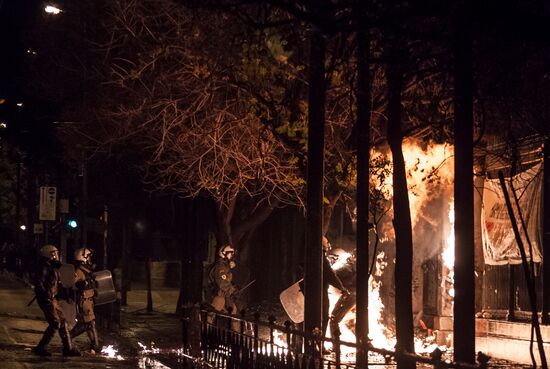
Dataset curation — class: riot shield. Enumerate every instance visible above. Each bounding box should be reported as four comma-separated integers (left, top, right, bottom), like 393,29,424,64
58,263,75,288
279,279,304,323
93,269,117,306
58,263,77,329
59,300,77,330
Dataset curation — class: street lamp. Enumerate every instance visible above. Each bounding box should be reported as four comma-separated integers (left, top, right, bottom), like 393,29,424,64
44,4,63,15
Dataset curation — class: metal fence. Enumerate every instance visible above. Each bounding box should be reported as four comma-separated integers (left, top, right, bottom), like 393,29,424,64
177,306,490,369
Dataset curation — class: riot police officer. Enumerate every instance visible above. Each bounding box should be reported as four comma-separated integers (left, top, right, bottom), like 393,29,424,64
208,245,241,330
70,247,99,353
327,248,356,337
209,245,238,314
322,239,349,336
32,245,80,357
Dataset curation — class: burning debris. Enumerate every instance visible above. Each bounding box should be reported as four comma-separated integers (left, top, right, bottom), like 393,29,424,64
138,357,172,369
101,344,124,360
138,341,161,354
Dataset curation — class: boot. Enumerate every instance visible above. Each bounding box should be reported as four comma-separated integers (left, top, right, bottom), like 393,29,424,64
70,321,87,339
86,321,100,352
59,324,81,357
32,325,56,356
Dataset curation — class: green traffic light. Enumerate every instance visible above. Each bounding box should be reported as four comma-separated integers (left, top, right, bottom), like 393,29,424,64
68,219,78,228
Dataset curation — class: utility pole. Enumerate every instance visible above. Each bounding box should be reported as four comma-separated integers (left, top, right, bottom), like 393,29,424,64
59,199,69,262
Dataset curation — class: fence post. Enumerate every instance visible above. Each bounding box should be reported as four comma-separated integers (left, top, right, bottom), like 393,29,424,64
268,314,275,356
254,312,260,354
333,323,341,369
188,303,202,357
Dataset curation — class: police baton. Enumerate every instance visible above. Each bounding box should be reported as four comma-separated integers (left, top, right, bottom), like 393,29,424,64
235,279,256,296
27,295,37,307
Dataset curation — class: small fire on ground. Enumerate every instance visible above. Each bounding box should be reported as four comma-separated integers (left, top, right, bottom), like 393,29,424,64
101,344,124,360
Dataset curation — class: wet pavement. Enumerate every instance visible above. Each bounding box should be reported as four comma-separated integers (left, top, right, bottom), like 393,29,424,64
0,272,535,369
0,272,183,368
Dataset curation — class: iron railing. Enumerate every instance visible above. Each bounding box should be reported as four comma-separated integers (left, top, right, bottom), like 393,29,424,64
177,306,490,369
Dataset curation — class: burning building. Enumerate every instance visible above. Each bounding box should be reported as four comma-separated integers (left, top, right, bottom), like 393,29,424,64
248,135,548,365
326,135,549,364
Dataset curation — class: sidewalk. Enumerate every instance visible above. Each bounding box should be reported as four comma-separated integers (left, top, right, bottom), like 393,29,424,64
119,285,184,350
0,271,185,368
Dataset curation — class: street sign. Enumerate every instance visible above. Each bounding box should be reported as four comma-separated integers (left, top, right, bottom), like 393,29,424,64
39,186,57,221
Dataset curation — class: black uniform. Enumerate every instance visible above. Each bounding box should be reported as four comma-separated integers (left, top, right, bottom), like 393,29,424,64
32,258,80,356
330,257,357,336
322,256,347,336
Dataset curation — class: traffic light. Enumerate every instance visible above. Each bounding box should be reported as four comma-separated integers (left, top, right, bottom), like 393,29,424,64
67,219,79,229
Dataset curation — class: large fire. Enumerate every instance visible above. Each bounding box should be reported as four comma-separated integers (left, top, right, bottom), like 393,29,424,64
272,141,455,362
329,140,455,359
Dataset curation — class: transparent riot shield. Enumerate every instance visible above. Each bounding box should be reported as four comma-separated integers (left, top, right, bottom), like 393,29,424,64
92,269,117,306
279,279,304,323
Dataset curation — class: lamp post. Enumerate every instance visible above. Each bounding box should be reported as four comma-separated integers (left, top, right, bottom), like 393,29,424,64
15,161,21,247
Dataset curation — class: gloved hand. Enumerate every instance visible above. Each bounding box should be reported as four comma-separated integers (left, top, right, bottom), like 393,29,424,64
75,280,86,290
229,284,240,296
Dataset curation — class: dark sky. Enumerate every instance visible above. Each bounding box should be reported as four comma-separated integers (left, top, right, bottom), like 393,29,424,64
0,0,40,100
0,0,62,160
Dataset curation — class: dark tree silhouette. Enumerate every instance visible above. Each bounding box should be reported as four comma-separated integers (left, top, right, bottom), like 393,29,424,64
386,38,415,368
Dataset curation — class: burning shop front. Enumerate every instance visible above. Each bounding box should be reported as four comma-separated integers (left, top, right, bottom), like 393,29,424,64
366,136,550,364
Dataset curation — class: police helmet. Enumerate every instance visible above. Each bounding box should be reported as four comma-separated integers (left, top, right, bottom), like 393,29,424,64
39,244,59,261
74,247,94,263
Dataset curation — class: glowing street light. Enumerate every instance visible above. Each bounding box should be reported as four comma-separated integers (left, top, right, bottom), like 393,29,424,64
20,225,27,231
0,122,7,129
44,5,62,14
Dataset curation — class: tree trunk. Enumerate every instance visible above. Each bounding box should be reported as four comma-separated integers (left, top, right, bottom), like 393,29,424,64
215,199,235,246
543,138,550,324
386,40,415,368
304,25,326,349
453,3,475,363
120,212,129,306
355,29,372,367
146,257,153,313
176,200,192,314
